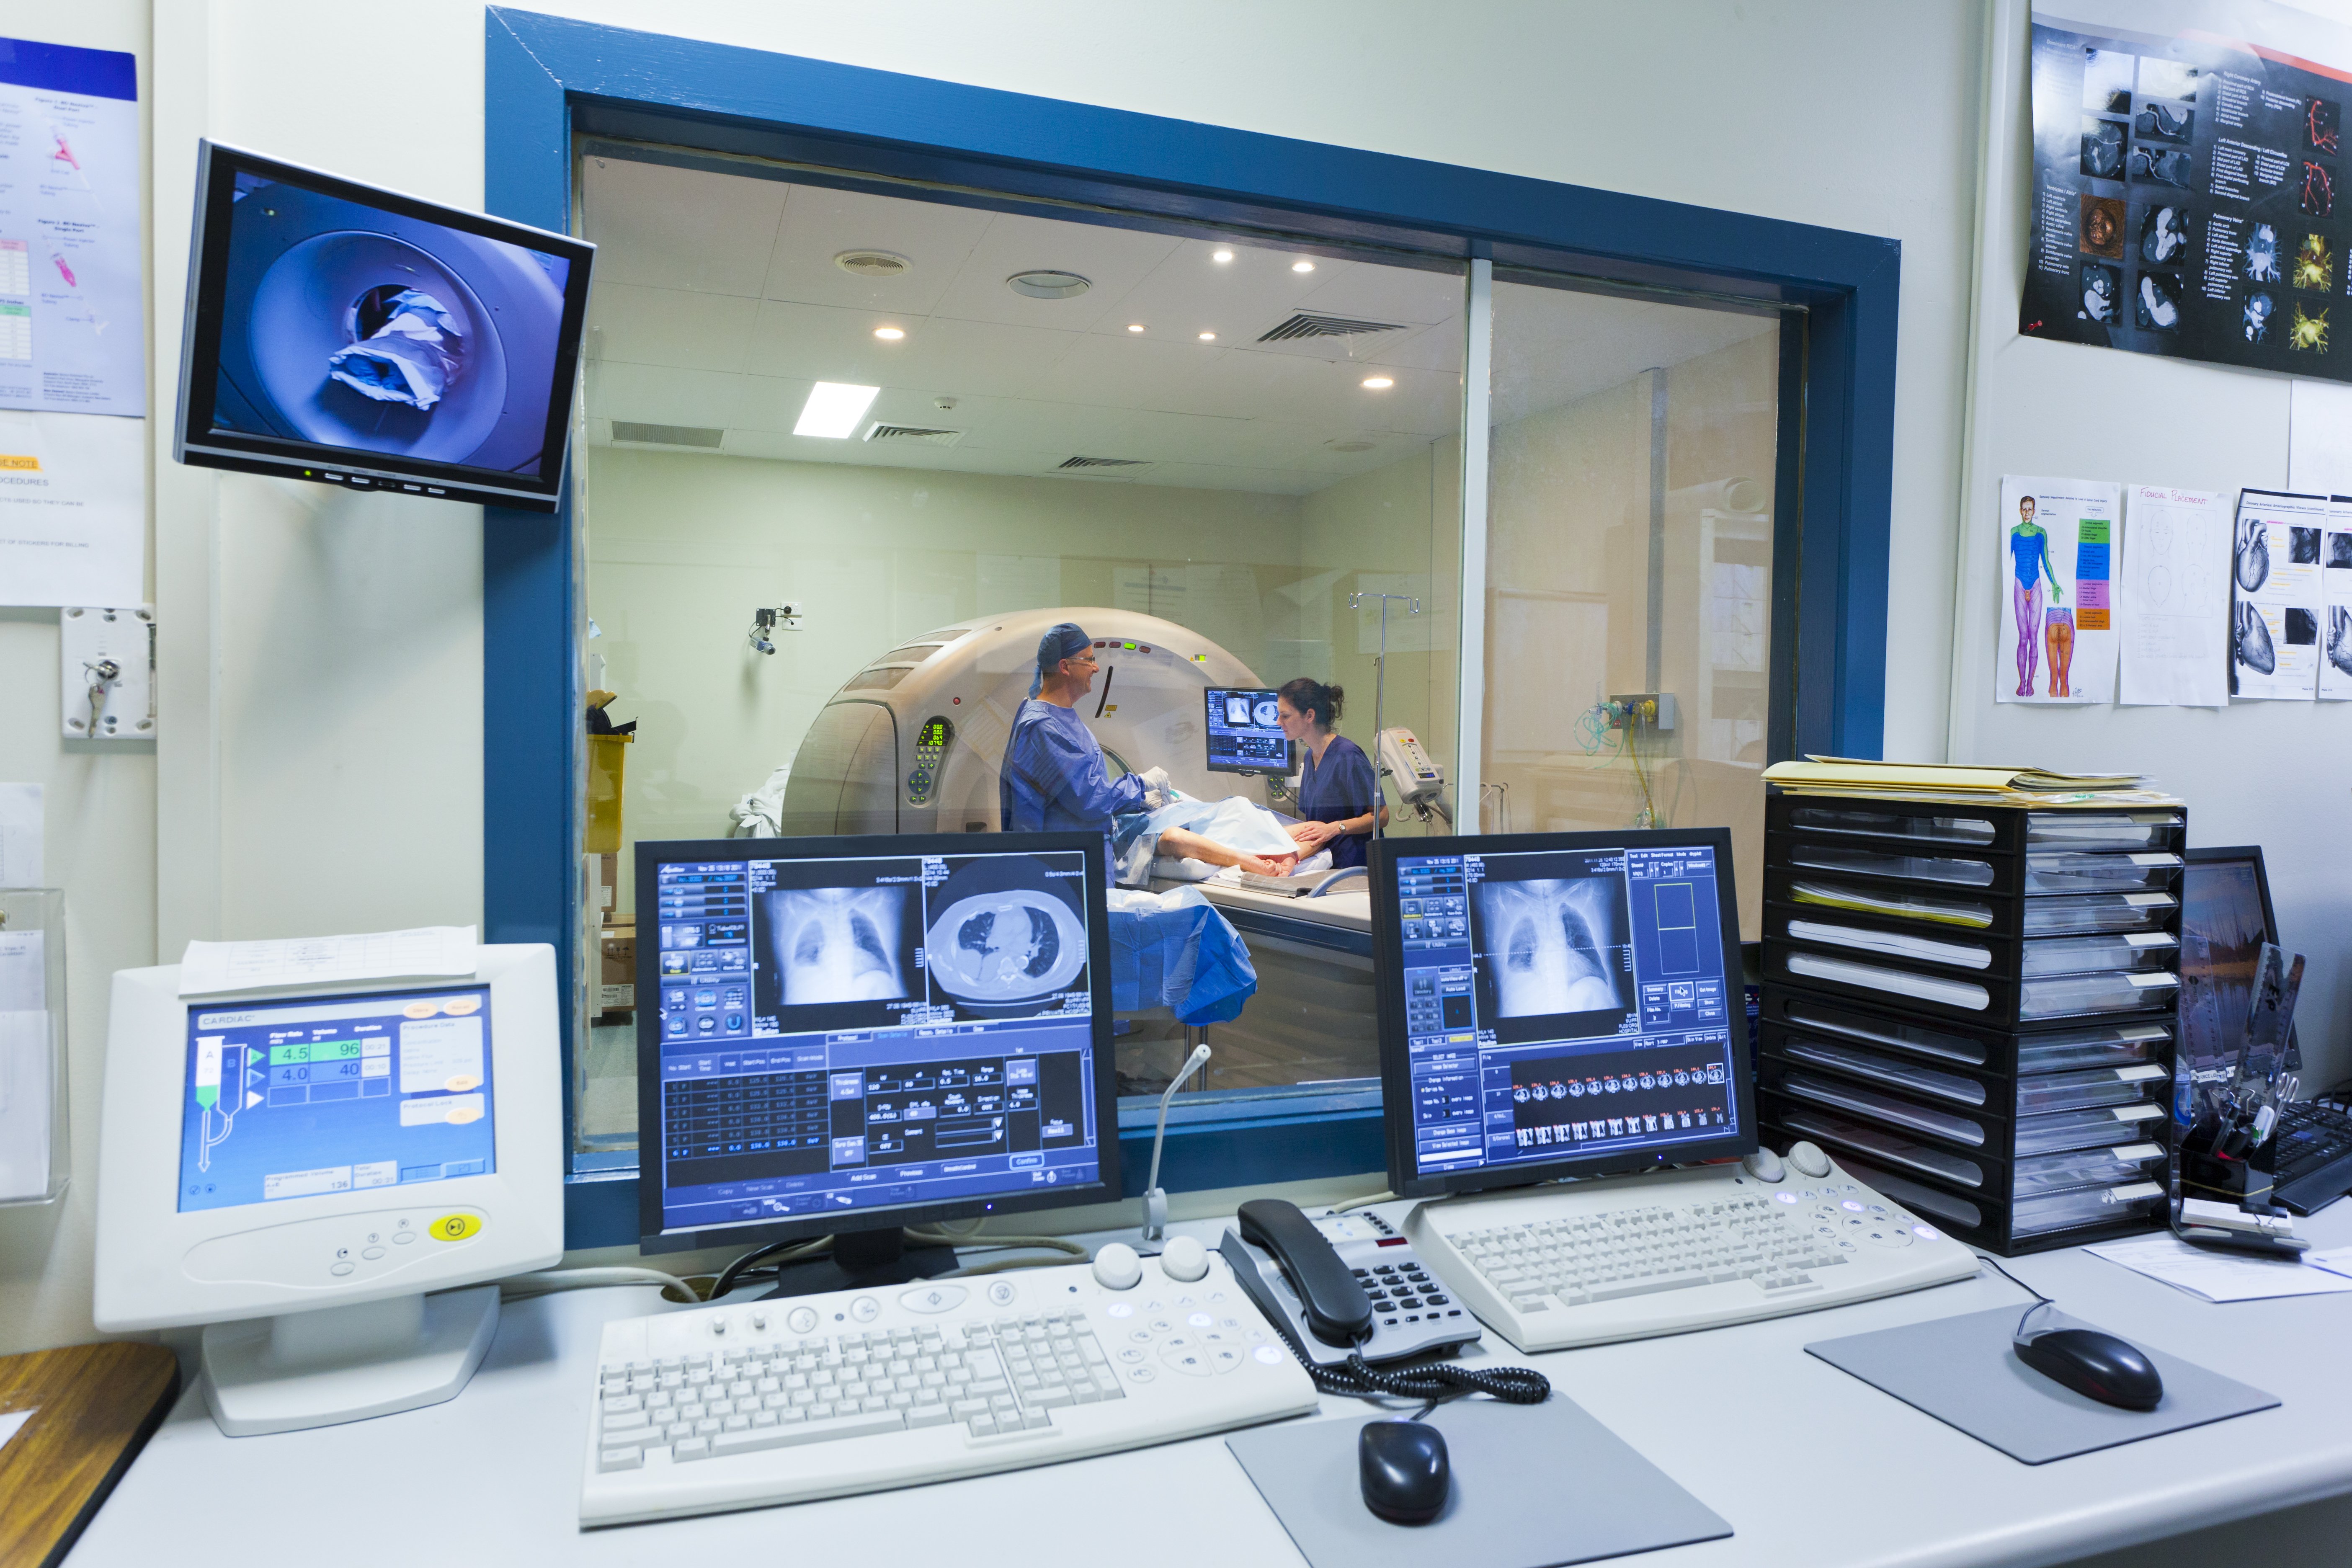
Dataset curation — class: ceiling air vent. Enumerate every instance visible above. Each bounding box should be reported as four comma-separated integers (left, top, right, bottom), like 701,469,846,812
1058,456,1151,470
865,424,964,446
1257,312,1408,343
610,421,724,449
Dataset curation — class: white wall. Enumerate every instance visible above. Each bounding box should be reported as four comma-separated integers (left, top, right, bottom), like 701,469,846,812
4,0,1991,1355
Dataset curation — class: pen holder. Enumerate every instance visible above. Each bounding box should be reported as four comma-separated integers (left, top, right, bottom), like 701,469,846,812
2177,1126,2276,1210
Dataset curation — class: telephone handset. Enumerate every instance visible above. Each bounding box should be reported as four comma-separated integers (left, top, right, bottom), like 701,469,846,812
1219,1199,1481,1368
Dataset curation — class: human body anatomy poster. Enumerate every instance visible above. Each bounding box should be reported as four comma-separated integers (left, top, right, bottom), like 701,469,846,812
2230,488,2325,698
0,39,142,416
2024,3,2352,382
2321,499,2352,697
1999,475,2123,704
2118,483,2231,706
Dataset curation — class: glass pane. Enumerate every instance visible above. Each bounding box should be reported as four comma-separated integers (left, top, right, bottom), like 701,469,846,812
1482,277,1784,939
570,150,1464,1164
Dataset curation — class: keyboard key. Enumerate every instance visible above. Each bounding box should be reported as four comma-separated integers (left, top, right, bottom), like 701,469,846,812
598,1445,643,1472
711,1408,907,1457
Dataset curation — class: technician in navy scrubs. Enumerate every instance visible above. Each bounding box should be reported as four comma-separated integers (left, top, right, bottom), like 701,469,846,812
1275,677,1382,870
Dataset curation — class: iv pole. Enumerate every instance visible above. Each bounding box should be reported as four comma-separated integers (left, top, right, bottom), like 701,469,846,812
1348,590,1419,840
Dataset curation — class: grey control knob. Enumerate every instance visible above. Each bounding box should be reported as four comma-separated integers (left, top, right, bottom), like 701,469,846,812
1741,1147,1786,1183
1786,1140,1833,1179
1159,1234,1210,1282
1092,1241,1143,1290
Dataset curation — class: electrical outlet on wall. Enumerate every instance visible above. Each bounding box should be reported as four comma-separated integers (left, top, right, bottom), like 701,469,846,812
1604,692,1676,732
61,605,154,740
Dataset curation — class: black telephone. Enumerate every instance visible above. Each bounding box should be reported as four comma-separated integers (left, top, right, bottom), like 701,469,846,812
1219,1198,1481,1367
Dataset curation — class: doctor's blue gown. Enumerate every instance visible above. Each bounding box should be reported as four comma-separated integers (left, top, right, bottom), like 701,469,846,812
999,699,1145,881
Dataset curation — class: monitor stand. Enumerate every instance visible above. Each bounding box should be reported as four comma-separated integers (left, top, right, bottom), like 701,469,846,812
199,1286,500,1436
759,1228,960,1300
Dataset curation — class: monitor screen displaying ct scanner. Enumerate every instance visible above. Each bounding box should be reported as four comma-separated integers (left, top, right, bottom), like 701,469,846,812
636,834,1118,1249
1205,687,1289,774
1373,829,1755,1199
174,141,594,511
177,985,497,1213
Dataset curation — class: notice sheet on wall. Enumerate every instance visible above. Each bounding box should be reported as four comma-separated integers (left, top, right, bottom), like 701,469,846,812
2231,488,2325,699
0,410,142,606
2118,483,2231,706
1999,475,2123,704
2321,499,2352,698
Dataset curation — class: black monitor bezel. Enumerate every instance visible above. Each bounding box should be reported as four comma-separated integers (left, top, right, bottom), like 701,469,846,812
173,139,596,513
1372,827,1759,1200
1202,686,1291,775
632,831,1122,1256
2182,844,2297,1063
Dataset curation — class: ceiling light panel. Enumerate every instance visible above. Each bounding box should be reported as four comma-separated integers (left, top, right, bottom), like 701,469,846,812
794,381,881,438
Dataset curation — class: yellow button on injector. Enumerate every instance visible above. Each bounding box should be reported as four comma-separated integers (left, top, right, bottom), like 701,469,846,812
428,1213,482,1242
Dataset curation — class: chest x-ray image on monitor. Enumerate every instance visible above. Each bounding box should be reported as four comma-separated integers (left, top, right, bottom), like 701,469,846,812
1469,854,1634,1039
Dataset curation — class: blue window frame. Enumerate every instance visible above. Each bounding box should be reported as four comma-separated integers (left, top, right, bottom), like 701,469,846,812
480,7,1898,1248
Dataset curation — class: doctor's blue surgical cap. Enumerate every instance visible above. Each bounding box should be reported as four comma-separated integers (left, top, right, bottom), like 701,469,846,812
1030,622,1093,696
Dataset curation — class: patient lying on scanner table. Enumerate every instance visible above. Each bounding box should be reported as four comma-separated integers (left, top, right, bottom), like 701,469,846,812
1110,791,1333,887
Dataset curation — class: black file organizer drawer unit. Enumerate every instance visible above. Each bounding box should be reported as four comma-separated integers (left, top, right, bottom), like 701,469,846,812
1759,792,2182,1255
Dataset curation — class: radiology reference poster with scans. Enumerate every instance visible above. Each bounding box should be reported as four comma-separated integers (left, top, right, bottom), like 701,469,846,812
2118,483,2231,707
2321,498,2352,698
2024,4,2352,382
2230,488,2325,698
1998,475,2123,705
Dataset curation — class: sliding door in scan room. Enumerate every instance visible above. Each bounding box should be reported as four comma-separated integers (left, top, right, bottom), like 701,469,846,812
1479,273,1787,938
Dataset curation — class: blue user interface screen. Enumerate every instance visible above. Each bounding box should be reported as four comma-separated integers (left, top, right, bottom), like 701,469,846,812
651,847,1101,1236
1393,844,1736,1180
177,986,496,1213
1205,688,1288,774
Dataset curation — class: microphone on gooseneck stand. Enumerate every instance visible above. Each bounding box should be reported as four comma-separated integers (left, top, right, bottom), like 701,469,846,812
1142,1043,1212,1244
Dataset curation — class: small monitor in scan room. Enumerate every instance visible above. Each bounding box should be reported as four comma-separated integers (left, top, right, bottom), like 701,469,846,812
173,140,593,511
1205,687,1289,774
1374,829,1755,1199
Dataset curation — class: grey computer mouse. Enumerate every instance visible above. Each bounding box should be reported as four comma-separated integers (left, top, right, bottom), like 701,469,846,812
1359,1418,1449,1524
2014,1325,2164,1411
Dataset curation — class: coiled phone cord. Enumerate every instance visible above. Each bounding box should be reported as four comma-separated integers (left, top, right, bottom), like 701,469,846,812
1305,1348,1551,1407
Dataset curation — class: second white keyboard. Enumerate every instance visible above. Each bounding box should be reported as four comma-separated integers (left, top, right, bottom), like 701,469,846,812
1404,1155,1978,1351
580,1247,1317,1525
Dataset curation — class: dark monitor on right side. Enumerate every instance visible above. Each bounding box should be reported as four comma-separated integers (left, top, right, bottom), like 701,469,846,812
2179,846,2296,1075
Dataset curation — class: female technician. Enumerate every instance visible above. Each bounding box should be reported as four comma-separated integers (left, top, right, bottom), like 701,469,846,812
1274,677,1383,871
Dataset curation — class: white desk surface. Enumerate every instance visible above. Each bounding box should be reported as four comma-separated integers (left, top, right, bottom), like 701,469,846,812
68,1201,2352,1568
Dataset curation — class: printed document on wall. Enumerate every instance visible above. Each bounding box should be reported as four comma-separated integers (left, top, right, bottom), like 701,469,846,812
1997,475,2122,704
2231,489,2324,699
2322,499,2352,699
0,411,142,606
2118,485,2230,706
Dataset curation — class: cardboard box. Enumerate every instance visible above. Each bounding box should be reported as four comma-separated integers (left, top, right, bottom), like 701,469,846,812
600,923,636,1014
596,853,618,913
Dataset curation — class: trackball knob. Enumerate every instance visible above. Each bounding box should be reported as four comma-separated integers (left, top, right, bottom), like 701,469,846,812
1787,1140,1833,1179
1741,1147,1785,1183
1160,1235,1210,1282
1092,1242,1143,1290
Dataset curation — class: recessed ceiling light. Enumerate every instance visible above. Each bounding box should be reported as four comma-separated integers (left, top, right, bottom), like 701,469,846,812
793,382,881,439
1006,270,1091,299
1292,260,1316,273
1361,375,1395,389
873,326,905,341
1198,331,1217,341
1212,249,1234,263
1127,323,1146,333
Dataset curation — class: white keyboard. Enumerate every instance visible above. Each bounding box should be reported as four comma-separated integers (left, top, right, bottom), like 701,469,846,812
580,1249,1317,1525
1403,1155,1978,1352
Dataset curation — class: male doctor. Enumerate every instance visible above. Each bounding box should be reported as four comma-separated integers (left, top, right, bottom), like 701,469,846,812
999,623,1169,879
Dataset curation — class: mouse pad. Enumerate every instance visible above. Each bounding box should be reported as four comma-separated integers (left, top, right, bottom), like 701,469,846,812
1805,1307,2279,1464
1225,1395,1730,1568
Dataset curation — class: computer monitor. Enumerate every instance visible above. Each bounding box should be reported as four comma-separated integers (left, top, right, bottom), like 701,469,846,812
2180,846,2297,1076
173,140,595,511
1204,687,1291,774
635,832,1120,1287
1372,829,1755,1199
92,946,564,1435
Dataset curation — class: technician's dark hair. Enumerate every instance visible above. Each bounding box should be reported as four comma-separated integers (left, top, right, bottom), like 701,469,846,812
1277,676,1344,728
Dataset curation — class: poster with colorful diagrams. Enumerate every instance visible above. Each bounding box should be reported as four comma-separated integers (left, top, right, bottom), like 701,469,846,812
2230,488,2325,699
0,39,142,416
1998,474,2125,705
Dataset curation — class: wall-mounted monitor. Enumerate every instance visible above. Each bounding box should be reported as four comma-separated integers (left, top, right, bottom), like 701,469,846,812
173,141,594,512
1204,687,1289,774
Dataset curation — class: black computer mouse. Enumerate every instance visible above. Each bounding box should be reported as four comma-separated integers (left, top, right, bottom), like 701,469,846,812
2014,1325,2165,1411
1359,1418,1449,1524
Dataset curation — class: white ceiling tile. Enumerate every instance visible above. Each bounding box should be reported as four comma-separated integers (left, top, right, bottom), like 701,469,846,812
588,361,747,431
1026,332,1228,407
742,300,930,385
928,212,1181,333
588,282,762,373
580,156,785,297
1292,260,1466,327
1085,236,1328,341
761,183,995,312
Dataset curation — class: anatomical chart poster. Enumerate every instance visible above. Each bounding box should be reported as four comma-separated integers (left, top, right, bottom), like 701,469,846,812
2118,483,2231,706
0,39,142,416
2024,2,2352,383
2321,498,2352,698
2230,487,2324,699
1999,475,2123,705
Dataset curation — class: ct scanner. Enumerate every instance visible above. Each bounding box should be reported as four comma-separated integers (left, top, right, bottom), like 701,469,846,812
776,607,1384,1095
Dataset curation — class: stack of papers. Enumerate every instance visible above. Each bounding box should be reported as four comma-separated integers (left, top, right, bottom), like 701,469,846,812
1762,757,2180,808
178,926,480,996
2086,1233,2352,1302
